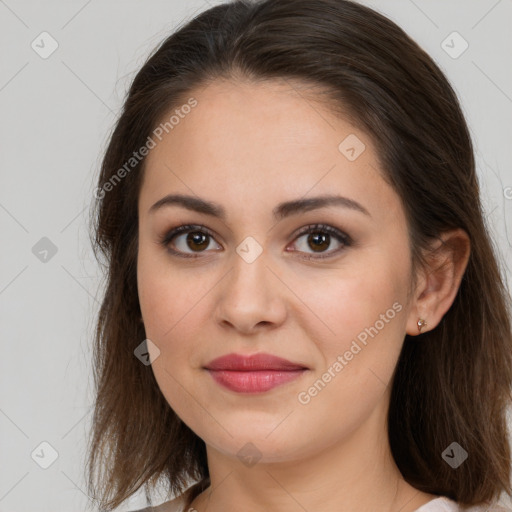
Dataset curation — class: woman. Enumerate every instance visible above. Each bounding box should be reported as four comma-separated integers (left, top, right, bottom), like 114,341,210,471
86,0,512,511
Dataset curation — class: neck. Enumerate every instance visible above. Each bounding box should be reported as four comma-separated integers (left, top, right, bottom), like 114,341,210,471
188,395,437,512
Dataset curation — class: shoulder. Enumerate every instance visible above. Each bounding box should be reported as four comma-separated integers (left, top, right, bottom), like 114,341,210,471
131,494,512,512
463,500,511,512
415,497,511,512
128,485,195,512
468,505,511,512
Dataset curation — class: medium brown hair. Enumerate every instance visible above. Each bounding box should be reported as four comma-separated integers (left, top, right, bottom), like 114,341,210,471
86,0,512,509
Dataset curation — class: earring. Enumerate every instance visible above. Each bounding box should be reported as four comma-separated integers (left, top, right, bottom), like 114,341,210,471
417,318,427,333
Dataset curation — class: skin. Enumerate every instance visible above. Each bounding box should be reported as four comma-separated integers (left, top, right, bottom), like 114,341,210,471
137,78,470,512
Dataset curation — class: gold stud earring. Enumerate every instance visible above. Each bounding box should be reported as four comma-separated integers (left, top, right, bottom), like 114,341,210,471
417,318,427,333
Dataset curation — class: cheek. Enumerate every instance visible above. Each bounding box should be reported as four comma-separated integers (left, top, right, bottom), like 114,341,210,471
294,256,410,405
290,265,408,441
137,247,218,389
138,242,200,338
298,260,408,343
137,252,206,414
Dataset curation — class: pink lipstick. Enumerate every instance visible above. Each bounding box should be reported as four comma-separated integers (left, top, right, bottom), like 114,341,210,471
204,353,308,393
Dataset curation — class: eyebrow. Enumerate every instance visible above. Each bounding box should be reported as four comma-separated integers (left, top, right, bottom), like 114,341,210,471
148,193,371,220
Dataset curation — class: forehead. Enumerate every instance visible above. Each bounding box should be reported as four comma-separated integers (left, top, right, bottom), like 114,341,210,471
149,78,362,166
139,78,400,220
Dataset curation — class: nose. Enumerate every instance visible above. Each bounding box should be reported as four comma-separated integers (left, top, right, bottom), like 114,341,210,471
214,247,287,335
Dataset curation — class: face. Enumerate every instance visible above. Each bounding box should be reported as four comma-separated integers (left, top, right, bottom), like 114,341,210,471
137,78,415,463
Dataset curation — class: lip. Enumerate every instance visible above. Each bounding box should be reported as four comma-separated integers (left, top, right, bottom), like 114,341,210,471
204,353,309,393
205,353,308,371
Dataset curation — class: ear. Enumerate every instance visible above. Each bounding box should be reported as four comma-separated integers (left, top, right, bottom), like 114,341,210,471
406,228,470,336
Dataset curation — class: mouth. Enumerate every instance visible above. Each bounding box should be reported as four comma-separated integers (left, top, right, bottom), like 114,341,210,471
204,353,309,393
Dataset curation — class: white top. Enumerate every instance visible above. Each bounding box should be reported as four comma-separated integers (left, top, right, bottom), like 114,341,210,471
131,490,511,512
414,496,510,511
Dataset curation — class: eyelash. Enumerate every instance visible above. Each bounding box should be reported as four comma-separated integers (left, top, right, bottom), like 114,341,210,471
159,223,352,261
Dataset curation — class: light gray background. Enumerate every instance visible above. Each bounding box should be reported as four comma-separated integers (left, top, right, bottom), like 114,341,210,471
1,1,511,511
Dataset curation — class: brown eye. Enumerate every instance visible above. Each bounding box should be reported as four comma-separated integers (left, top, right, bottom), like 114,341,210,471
161,223,351,260
185,231,210,251
289,224,351,260
161,225,221,257
307,232,331,252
